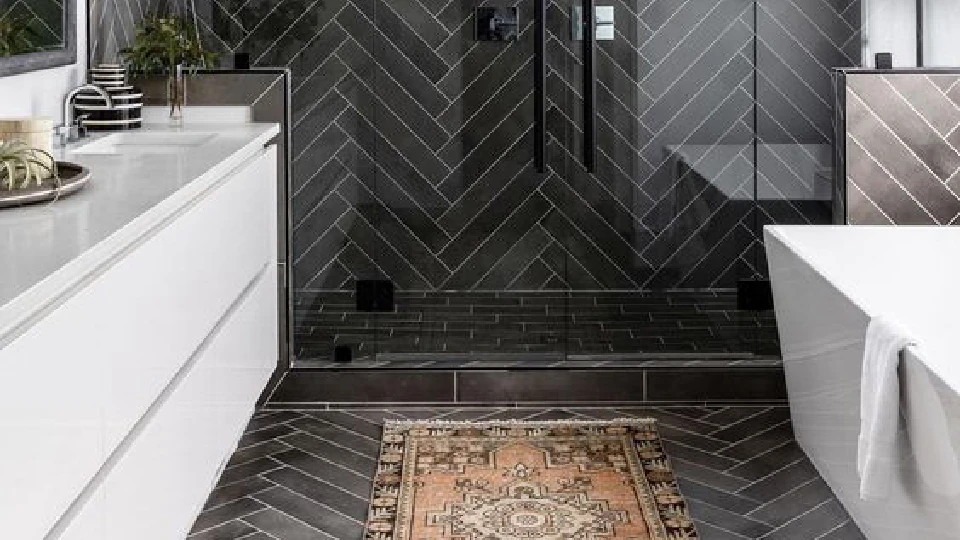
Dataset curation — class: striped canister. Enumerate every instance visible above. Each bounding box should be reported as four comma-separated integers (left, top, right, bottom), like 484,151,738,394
76,64,144,131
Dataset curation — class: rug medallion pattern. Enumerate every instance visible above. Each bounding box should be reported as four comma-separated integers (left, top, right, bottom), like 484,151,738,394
364,420,697,539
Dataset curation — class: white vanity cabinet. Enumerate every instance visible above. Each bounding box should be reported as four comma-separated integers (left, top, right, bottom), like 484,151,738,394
0,141,279,540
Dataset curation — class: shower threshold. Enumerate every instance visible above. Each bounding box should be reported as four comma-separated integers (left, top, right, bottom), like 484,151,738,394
291,351,781,370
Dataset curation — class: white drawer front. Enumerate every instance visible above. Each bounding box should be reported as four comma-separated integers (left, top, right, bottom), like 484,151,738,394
60,264,278,540
0,146,277,539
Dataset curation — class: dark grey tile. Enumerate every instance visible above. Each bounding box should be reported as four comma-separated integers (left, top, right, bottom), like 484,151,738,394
762,499,851,540
188,520,258,540
748,477,840,528
226,439,291,469
253,486,363,539
264,466,368,519
272,448,371,498
203,476,276,512
238,424,298,450
678,477,760,515
303,410,382,439
242,507,334,540
700,406,768,426
287,416,381,458
685,497,773,539
718,419,795,461
282,431,378,474
692,520,752,540
710,407,790,442
662,440,740,472
337,5,448,115
726,440,807,481
190,498,265,535
218,457,284,487
819,519,868,540
738,458,820,501
672,457,752,494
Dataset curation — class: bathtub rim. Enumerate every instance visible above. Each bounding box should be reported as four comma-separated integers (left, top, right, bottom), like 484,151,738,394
763,225,955,397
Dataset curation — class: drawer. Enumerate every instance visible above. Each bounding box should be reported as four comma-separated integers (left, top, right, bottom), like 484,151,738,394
60,263,278,540
0,146,277,539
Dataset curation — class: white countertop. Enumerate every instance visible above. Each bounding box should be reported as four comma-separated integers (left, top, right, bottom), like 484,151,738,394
765,225,960,395
0,123,280,342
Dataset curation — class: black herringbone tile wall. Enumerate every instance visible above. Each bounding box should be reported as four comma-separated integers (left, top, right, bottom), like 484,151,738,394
188,407,867,539
89,0,159,66
89,0,861,361
837,71,960,225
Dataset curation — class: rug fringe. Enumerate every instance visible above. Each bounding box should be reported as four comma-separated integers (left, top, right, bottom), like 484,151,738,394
383,417,658,429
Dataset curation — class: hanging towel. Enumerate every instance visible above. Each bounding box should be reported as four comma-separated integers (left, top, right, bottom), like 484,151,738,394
858,316,915,500
901,352,960,497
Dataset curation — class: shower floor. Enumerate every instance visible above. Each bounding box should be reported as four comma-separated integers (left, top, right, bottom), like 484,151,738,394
292,290,780,367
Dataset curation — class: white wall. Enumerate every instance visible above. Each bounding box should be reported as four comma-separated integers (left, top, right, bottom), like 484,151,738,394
0,0,86,123
924,0,960,67
863,0,960,68
862,0,917,67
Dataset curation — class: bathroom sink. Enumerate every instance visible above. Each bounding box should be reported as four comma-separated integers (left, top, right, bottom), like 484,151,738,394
71,132,216,155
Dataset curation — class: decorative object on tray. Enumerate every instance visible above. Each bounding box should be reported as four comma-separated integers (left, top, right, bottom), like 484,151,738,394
120,16,218,127
0,140,88,208
75,64,144,132
365,419,699,540
0,118,55,178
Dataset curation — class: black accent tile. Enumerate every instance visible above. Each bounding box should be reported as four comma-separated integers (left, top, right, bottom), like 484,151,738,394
646,369,787,402
457,371,645,403
270,371,456,403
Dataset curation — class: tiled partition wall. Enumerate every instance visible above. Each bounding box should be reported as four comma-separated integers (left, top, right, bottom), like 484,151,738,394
835,70,960,225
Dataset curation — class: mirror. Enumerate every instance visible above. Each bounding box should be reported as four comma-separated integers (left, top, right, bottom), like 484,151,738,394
0,0,75,76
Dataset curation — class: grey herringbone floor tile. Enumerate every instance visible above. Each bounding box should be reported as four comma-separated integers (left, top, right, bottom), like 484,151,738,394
188,407,866,539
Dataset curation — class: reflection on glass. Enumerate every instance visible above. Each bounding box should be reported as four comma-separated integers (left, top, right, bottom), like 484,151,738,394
0,0,65,57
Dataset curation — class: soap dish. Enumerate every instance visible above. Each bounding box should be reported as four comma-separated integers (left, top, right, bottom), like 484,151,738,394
0,162,92,209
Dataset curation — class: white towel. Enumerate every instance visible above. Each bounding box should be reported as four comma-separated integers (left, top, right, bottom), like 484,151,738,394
901,352,960,497
858,316,915,500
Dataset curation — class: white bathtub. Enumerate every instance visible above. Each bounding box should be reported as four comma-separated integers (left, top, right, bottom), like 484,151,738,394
765,226,960,540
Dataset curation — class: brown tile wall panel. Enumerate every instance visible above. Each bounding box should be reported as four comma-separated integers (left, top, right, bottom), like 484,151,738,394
840,72,960,225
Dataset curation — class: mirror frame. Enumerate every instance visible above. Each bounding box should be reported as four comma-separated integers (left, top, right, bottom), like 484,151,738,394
0,0,76,77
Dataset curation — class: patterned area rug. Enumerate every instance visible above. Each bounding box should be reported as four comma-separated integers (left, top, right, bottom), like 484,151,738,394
364,419,698,539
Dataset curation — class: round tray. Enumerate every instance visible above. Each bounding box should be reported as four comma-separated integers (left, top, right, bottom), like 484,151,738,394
0,162,91,209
